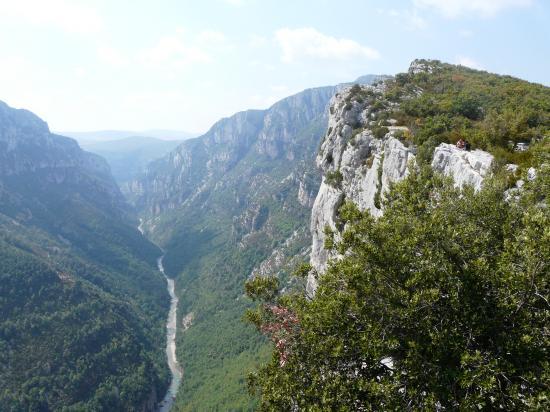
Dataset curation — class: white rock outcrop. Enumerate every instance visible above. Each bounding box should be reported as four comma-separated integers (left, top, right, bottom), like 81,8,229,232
431,144,494,191
307,85,495,296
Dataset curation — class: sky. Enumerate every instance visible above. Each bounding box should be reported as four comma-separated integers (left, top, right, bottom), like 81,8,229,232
0,0,548,134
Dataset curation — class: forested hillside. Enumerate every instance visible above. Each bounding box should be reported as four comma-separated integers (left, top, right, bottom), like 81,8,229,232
0,101,169,410
132,86,335,410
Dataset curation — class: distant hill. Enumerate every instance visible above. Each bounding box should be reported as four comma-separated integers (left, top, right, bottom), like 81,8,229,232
59,129,199,144
82,136,183,185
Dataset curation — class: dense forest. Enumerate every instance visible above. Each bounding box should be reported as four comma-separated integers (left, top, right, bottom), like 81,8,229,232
0,214,170,410
162,126,325,410
0,103,170,410
247,158,549,410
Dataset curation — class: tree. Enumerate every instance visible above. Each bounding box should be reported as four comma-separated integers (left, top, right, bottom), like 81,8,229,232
246,166,549,411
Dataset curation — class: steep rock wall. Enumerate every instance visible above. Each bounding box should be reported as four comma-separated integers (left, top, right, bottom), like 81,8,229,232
307,85,494,295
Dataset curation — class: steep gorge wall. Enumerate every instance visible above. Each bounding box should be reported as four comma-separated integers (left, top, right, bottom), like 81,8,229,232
307,82,494,295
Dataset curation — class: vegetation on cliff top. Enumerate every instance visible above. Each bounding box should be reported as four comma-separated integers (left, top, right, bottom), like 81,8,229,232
347,60,550,168
247,63,549,410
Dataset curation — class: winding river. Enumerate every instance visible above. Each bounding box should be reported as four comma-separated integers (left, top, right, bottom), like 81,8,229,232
157,256,183,412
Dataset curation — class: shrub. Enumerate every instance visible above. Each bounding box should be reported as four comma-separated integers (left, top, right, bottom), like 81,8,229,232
325,170,343,188
372,126,389,139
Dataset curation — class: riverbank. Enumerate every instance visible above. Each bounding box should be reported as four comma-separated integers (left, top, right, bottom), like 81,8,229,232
157,256,183,412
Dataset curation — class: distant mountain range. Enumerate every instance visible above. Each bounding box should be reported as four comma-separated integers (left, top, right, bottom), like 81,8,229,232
58,129,199,144
81,136,183,186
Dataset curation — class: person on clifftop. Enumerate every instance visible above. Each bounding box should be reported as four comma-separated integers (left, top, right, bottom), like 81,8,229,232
456,138,465,150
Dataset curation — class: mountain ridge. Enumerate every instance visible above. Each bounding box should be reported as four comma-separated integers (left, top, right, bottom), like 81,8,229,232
59,129,198,144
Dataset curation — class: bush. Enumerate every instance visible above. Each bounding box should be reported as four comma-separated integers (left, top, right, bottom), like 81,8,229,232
325,170,343,188
372,126,389,139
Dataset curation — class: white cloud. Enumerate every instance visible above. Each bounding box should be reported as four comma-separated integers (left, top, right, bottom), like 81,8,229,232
138,30,212,70
0,0,102,33
249,60,276,71
97,29,231,75
197,30,227,45
382,8,427,29
275,28,380,63
413,0,533,18
455,56,484,70
74,67,88,79
408,10,428,29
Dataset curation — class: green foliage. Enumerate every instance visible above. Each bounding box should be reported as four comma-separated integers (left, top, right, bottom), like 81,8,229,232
347,84,375,105
247,166,549,410
372,125,389,139
323,225,336,250
373,154,384,209
0,121,169,410
364,154,375,169
293,262,312,279
325,170,343,188
0,213,168,411
245,276,280,302
385,61,550,167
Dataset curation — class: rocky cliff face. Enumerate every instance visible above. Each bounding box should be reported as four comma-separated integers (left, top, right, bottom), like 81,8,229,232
0,100,124,215
308,84,415,294
431,143,494,191
125,85,340,410
127,87,335,219
307,80,494,295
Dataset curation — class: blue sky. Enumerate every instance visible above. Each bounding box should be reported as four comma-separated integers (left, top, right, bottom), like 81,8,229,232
0,0,548,133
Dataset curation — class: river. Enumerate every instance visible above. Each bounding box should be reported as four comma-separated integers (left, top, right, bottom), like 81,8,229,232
157,256,183,412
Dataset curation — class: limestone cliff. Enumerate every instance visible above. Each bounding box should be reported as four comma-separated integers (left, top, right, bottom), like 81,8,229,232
126,77,385,408
307,77,494,295
0,100,123,210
